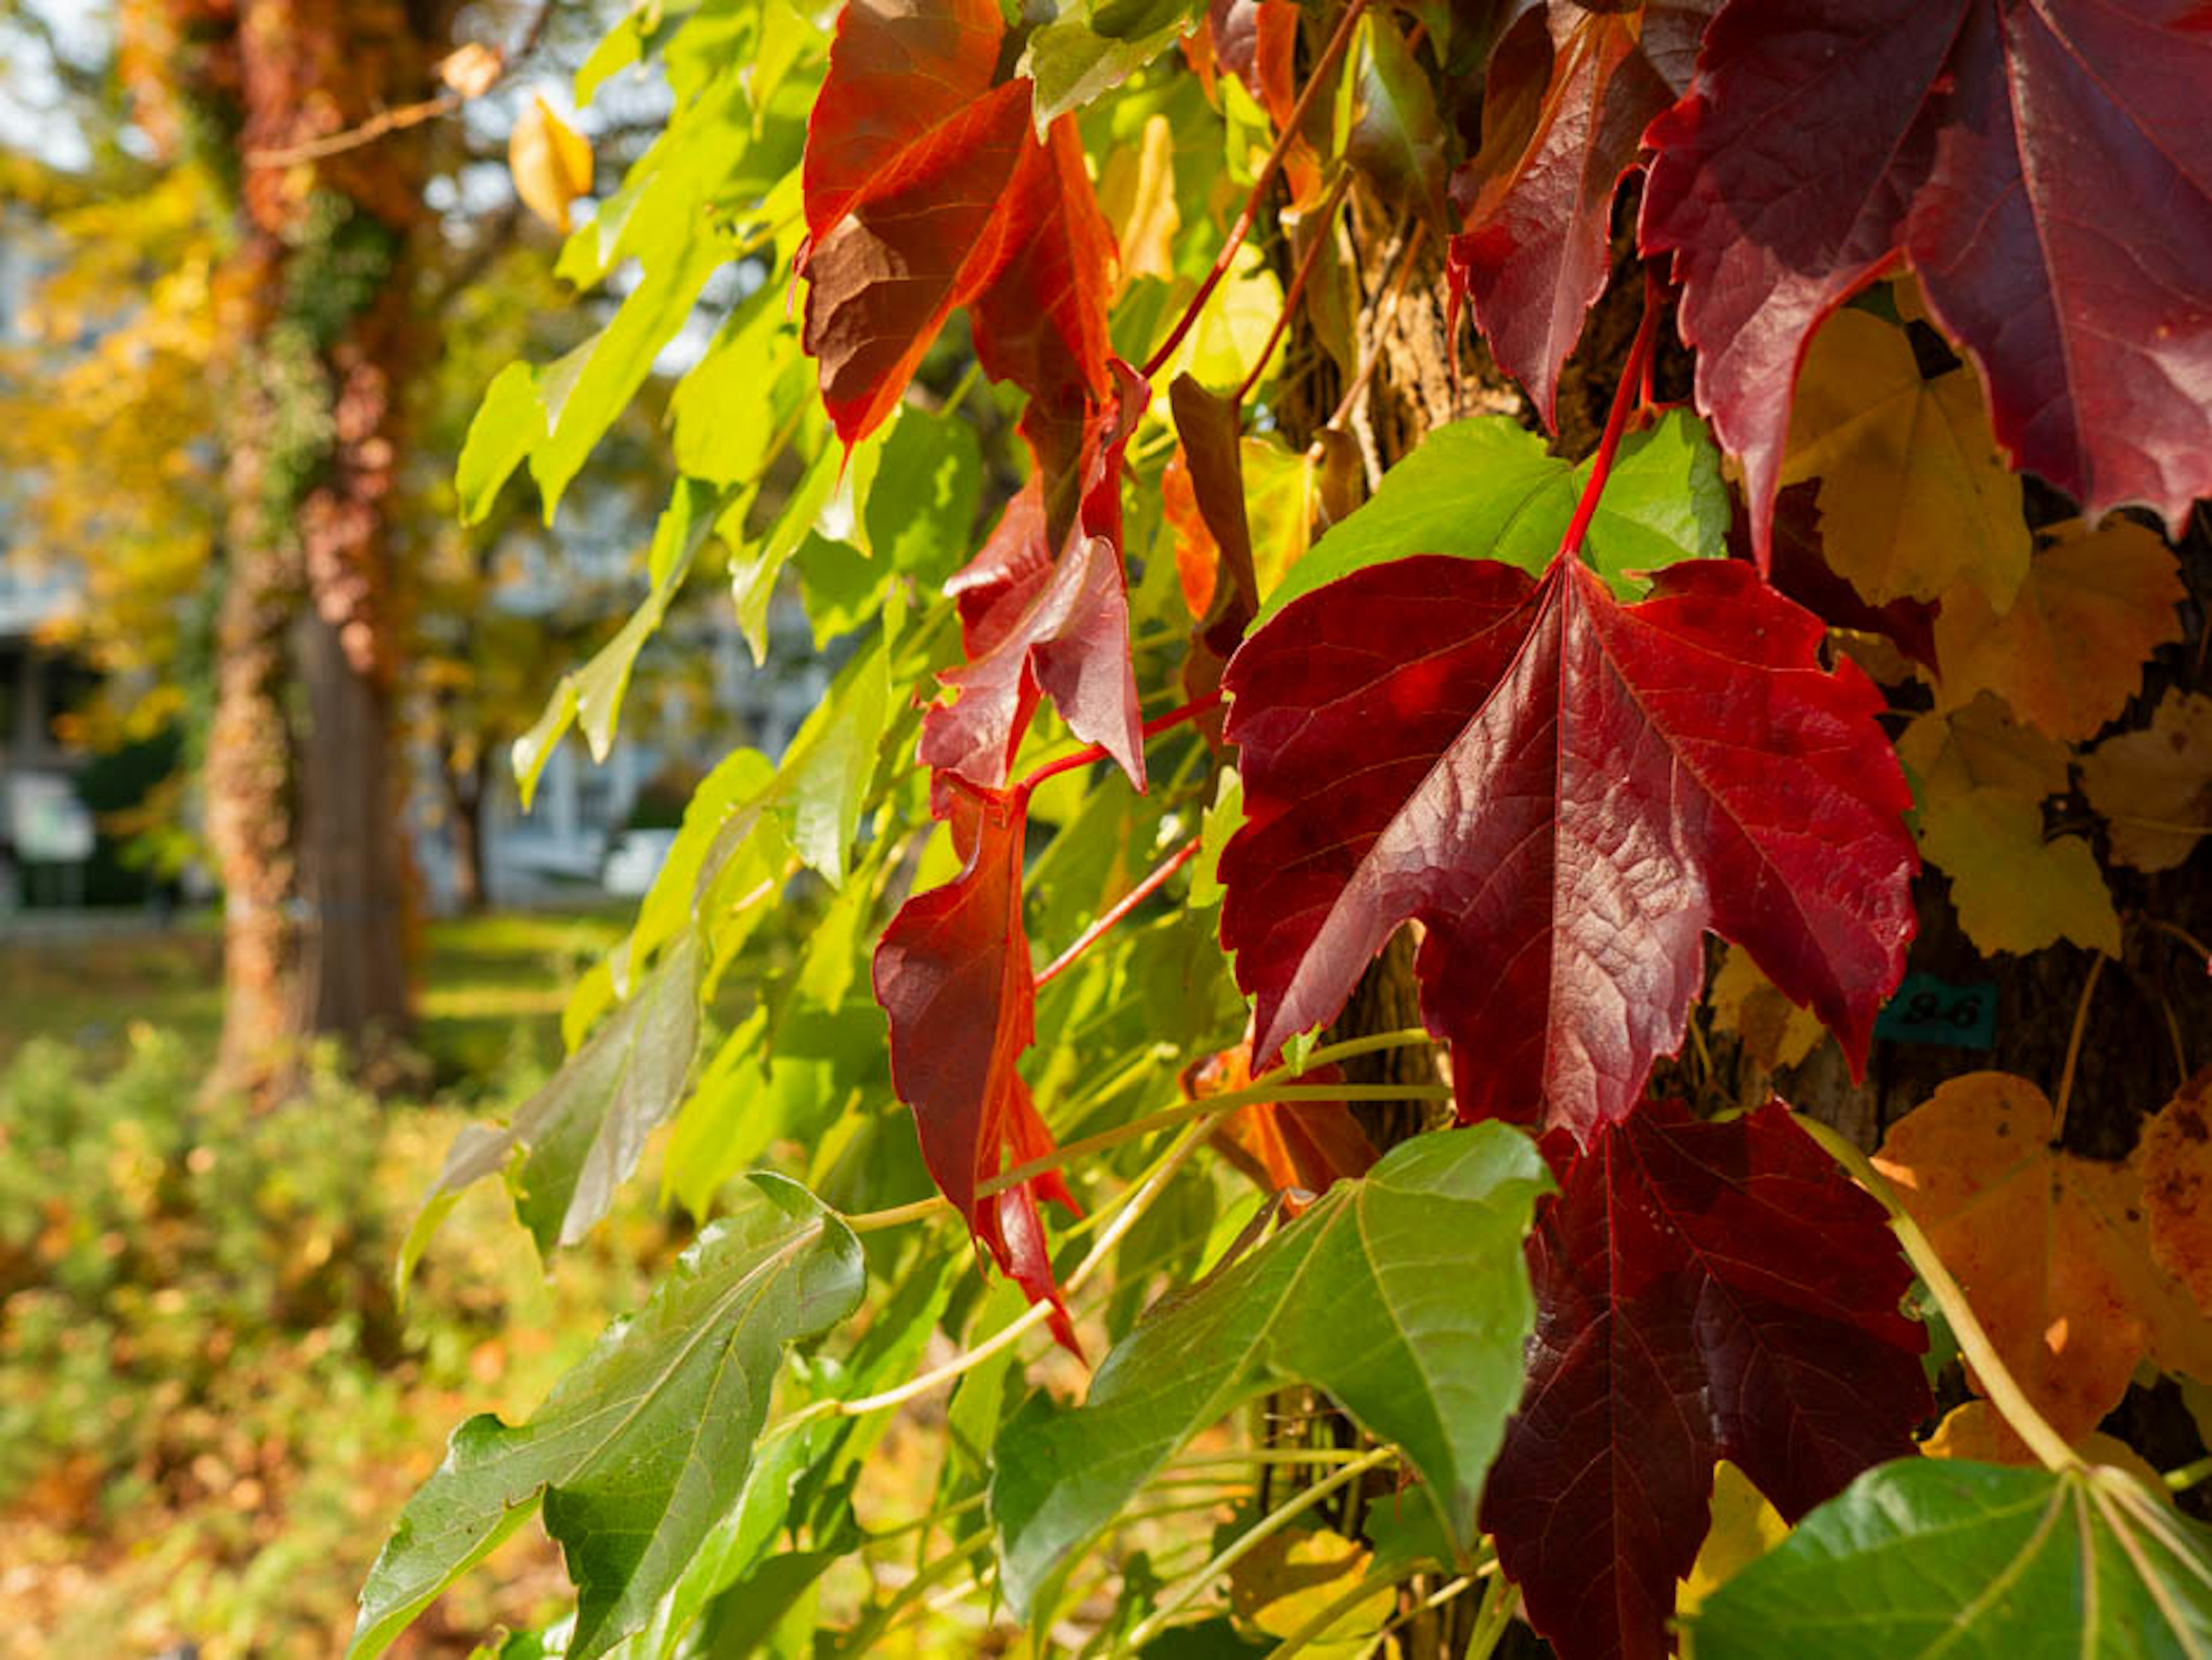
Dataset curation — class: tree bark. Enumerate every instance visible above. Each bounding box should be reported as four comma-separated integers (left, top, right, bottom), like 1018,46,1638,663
161,0,452,1090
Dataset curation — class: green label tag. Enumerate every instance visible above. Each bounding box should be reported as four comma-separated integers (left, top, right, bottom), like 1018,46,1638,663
1874,974,1997,1050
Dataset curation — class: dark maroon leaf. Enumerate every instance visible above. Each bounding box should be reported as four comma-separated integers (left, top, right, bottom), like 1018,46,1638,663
1641,0,2212,560
1482,1099,1930,1660
1218,552,1915,1140
1448,0,1712,424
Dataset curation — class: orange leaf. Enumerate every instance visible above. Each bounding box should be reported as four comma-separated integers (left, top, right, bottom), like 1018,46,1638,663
509,96,592,234
2143,1068,2212,1314
1874,1072,2212,1445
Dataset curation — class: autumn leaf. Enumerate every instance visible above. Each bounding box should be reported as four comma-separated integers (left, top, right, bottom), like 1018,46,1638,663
1896,695,2119,958
509,96,593,233
1483,1101,1929,1660
1929,516,2184,743
919,364,1149,796
1447,0,1710,424
1641,0,2212,561
1779,303,2027,608
1219,552,1916,1140
2081,689,2212,873
1189,1039,1377,1210
1923,1399,2171,1484
2143,1068,2212,1315
1707,944,1824,1073
1755,481,1941,672
799,0,1118,456
873,785,1082,1351
1874,1072,2212,1447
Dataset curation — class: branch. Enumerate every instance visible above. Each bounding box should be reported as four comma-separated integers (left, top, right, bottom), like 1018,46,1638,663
244,0,556,169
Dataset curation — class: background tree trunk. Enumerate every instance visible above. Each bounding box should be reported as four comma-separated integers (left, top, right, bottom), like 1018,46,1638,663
159,0,452,1089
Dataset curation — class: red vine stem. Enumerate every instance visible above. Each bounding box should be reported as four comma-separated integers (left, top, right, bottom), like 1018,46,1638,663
1035,836,1202,989
1139,0,1373,382
1016,692,1223,795
1234,171,1354,407
1558,270,1663,561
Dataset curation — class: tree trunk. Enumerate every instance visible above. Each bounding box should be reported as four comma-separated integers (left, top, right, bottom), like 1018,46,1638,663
168,0,448,1090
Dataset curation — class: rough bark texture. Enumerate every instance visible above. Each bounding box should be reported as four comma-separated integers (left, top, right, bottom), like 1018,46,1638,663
158,0,450,1088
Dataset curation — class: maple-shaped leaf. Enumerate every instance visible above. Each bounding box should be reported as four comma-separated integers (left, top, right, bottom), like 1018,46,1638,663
1931,515,2184,743
2081,689,2212,873
1874,1072,2212,1447
1641,0,2212,559
1448,0,1711,424
1482,1099,1930,1660
1896,696,2119,958
920,363,1149,795
873,785,1082,1351
1779,303,2027,609
1218,551,1916,1140
800,0,1118,453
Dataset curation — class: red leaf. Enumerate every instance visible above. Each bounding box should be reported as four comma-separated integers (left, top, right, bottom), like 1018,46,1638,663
801,0,1119,455
1641,0,2212,560
801,80,1033,447
921,364,1150,795
1218,553,1915,1141
1447,0,1711,425
801,0,1006,246
873,785,1082,1352
1482,1099,1930,1660
969,114,1121,487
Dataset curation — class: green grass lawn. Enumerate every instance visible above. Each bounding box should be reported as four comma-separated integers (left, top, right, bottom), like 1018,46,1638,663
0,906,629,1078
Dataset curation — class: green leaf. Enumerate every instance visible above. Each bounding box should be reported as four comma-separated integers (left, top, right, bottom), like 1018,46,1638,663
730,438,840,662
862,404,982,587
1256,412,1725,623
771,631,891,885
351,1174,865,1660
1687,1459,2212,1658
989,1124,1551,1614
1346,12,1449,229
671,283,803,487
400,933,702,1283
511,479,725,808
1021,0,1200,127
457,361,545,524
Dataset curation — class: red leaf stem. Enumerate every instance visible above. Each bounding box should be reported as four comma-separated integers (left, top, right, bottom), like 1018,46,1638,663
1036,836,1202,990
1016,691,1225,795
1138,0,1372,382
1557,270,1661,561
1234,169,1354,407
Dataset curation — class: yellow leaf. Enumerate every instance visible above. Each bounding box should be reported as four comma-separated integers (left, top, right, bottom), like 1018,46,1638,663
1931,516,2184,741
1896,697,2118,957
1677,1461,1789,1617
2080,689,2212,872
1707,944,1825,1072
2142,1068,2212,1315
1097,114,1179,294
1874,1073,2212,1446
1227,1527,1389,1647
1925,1399,2172,1493
1781,305,2028,607
510,95,593,234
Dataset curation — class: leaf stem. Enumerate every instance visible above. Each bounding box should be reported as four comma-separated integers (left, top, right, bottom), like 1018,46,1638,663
1120,1445,1399,1653
1017,692,1222,795
2050,950,2107,1145
1235,169,1355,407
1035,835,1202,990
1558,269,1661,562
1138,0,1373,381
1794,1112,2082,1474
